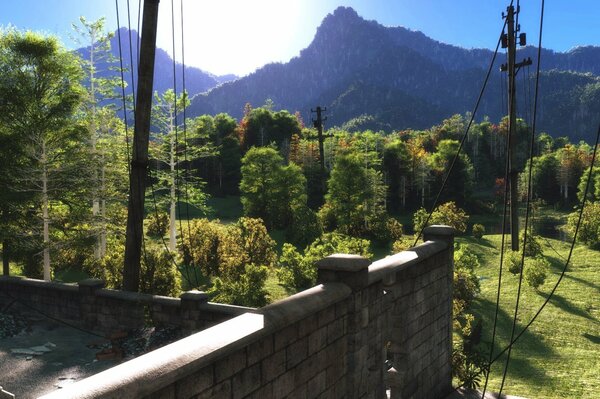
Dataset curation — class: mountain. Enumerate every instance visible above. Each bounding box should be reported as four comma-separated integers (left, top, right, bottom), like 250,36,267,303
77,28,237,99
188,7,600,143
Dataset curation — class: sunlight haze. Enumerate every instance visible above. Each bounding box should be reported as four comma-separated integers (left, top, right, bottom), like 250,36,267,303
1,0,599,76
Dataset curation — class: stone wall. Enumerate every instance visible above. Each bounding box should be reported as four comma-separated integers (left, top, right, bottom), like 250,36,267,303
0,277,250,335
37,225,455,399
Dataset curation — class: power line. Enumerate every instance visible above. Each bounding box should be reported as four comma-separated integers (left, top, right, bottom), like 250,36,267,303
497,1,544,394
412,8,510,246
179,0,202,286
491,121,599,365
115,0,132,173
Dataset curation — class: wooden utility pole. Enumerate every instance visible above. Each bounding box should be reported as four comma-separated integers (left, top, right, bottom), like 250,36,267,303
502,5,531,251
123,0,160,292
310,106,333,203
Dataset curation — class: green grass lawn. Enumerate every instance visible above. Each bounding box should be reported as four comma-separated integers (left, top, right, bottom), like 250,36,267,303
459,234,600,398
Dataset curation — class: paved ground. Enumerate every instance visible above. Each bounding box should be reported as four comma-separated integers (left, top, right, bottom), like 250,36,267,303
0,312,117,399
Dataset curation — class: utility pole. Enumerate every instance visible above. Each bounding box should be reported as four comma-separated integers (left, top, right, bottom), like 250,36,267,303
310,106,333,203
123,0,160,292
501,4,531,251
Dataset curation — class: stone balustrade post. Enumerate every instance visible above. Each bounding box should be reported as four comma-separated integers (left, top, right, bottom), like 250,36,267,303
180,290,209,333
317,254,386,399
78,278,105,331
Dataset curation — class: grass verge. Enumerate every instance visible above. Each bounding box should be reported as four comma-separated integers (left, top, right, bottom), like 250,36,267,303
460,234,600,398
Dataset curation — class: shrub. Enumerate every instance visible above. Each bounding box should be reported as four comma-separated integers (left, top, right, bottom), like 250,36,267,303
84,241,181,297
520,231,543,257
391,236,414,253
507,250,523,275
208,263,269,307
567,202,600,249
277,243,316,291
140,247,182,297
179,218,224,277
524,257,549,289
413,201,469,235
453,245,480,304
146,212,169,237
472,224,485,239
83,242,124,288
277,233,372,292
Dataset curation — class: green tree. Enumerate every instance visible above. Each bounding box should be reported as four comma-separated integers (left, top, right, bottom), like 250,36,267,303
237,106,301,152
0,30,84,280
72,17,121,259
526,153,560,204
240,146,307,230
383,139,411,212
321,150,387,237
150,89,209,251
577,166,600,203
430,139,474,207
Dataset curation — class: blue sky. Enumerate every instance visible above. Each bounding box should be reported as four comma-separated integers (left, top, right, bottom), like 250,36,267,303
1,0,598,76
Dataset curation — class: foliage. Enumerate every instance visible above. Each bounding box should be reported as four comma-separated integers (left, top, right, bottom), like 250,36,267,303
83,240,124,288
520,231,543,257
237,106,301,151
453,244,481,304
507,250,523,275
567,202,600,249
180,218,224,277
84,240,180,296
240,146,306,230
277,233,372,292
472,224,485,239
285,206,322,249
452,244,485,389
391,237,414,253
146,212,169,238
413,201,469,235
208,263,269,307
0,29,86,278
321,150,389,240
430,139,474,207
139,246,182,297
524,257,549,290
276,243,317,292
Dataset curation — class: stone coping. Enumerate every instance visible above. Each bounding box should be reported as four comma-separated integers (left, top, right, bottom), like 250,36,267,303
38,282,351,399
367,240,448,285
0,276,79,293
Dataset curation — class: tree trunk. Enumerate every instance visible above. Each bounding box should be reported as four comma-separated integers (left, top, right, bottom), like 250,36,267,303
2,239,9,276
123,0,160,292
42,141,51,281
100,156,107,257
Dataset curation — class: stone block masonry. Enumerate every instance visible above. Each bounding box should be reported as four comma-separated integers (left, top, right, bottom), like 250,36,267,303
0,278,250,335
36,225,455,399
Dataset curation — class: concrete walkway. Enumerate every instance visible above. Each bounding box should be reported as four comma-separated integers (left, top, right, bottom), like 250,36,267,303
0,313,117,398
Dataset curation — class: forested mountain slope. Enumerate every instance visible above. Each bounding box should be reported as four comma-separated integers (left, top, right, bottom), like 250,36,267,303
188,7,600,143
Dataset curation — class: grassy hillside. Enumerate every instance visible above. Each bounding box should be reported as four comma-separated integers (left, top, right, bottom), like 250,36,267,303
459,235,600,398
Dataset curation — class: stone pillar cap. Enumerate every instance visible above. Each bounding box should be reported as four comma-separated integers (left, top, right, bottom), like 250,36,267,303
316,254,370,272
423,225,456,237
180,290,209,301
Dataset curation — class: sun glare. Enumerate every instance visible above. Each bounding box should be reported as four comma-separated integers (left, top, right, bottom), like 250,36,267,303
155,0,305,77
